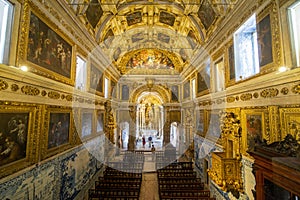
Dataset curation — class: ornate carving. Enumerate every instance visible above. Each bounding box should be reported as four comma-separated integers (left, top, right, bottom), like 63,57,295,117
66,94,73,101
104,101,116,143
292,84,300,94
226,96,235,103
21,85,40,96
240,93,252,101
10,84,19,92
260,88,279,98
208,111,243,198
48,91,60,99
0,80,9,91
253,92,259,98
281,87,289,95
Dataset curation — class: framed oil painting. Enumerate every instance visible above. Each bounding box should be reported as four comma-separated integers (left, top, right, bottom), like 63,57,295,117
121,85,129,100
227,43,236,85
126,11,142,26
241,109,267,154
81,111,93,139
26,11,74,84
197,0,216,30
183,81,190,99
171,85,179,102
206,110,221,143
257,14,273,68
96,110,104,134
197,63,210,96
196,109,205,136
0,104,38,178
111,79,117,98
47,112,71,149
89,61,103,95
280,108,300,142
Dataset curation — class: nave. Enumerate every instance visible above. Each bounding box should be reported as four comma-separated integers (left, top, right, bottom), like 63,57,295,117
88,151,215,200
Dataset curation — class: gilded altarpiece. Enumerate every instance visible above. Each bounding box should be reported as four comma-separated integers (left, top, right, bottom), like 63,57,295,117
208,111,243,198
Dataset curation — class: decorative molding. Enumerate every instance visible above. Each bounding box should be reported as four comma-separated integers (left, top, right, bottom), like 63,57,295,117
0,80,9,91
21,85,40,96
292,84,300,94
260,88,279,98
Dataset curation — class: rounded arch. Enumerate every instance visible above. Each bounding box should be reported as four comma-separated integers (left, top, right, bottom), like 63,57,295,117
129,84,171,104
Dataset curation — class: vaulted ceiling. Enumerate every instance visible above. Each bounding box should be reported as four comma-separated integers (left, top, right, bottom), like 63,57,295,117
65,0,238,75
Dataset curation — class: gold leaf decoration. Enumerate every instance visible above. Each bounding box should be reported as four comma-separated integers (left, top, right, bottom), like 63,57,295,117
226,96,235,103
48,91,60,99
260,88,279,98
291,84,300,94
21,85,40,96
10,84,19,92
0,80,9,91
240,93,252,101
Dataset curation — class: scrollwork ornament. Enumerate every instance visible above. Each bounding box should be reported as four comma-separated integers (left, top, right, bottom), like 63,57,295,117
240,93,252,101
0,80,9,91
227,96,235,103
260,88,279,98
292,84,300,94
48,91,60,99
21,85,40,96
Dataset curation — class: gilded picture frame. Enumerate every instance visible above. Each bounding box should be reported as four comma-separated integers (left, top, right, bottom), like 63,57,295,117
0,103,38,178
20,7,75,85
80,109,94,140
89,60,104,96
42,107,74,158
95,110,104,134
225,40,236,87
110,78,117,98
241,109,268,154
256,3,279,74
196,109,205,136
171,85,179,102
279,107,300,142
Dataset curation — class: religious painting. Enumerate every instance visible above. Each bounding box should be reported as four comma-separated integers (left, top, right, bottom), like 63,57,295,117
157,33,170,43
196,110,205,135
27,12,73,81
126,11,142,26
126,49,174,69
47,112,71,149
257,14,273,67
96,110,104,133
0,113,29,167
159,11,175,26
206,110,221,142
197,63,210,95
183,81,190,99
187,30,197,49
241,109,267,153
81,111,93,139
171,85,179,102
89,62,103,95
103,29,114,48
179,48,187,63
228,44,236,80
110,79,117,98
85,0,103,28
131,32,144,43
121,85,129,100
280,108,300,142
113,47,121,61
198,0,216,30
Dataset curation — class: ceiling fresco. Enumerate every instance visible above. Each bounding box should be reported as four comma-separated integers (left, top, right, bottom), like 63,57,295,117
65,0,239,75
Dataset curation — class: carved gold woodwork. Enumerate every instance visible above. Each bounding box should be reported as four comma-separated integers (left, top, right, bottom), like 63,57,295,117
104,101,116,143
208,111,243,198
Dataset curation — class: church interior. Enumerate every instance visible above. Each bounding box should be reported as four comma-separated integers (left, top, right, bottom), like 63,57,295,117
0,0,300,199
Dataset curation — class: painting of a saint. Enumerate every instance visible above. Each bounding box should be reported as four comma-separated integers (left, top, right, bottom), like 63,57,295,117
126,12,142,26
0,113,29,166
81,112,93,138
197,63,210,94
159,11,175,26
27,13,72,78
246,114,262,151
171,85,179,101
122,85,129,100
90,64,103,93
228,44,236,80
85,0,103,28
257,14,273,67
183,81,190,99
48,113,70,149
96,111,104,133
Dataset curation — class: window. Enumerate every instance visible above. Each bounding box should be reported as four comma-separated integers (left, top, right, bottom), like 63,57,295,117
192,79,196,99
104,77,109,98
214,58,225,92
0,0,13,64
75,56,86,91
288,1,300,67
234,14,259,81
